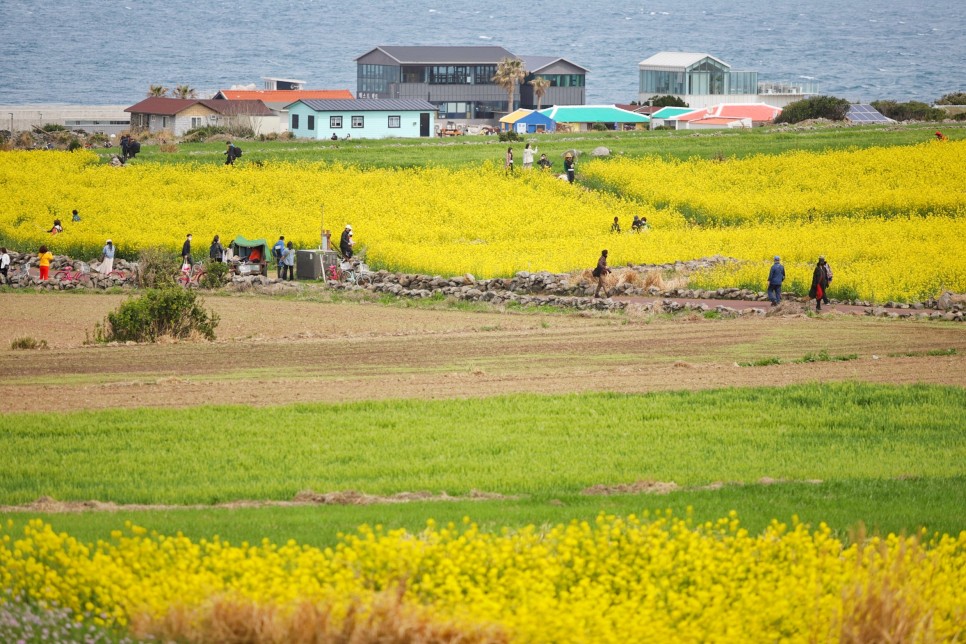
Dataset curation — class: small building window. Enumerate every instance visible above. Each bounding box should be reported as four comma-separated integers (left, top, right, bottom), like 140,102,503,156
330,115,343,128
191,117,202,129
388,115,401,128
291,114,299,129
307,115,315,130
351,115,364,128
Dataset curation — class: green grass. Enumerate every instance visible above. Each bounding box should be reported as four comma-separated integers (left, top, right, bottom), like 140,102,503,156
10,477,966,548
1,383,963,507
97,123,966,170
2,382,964,544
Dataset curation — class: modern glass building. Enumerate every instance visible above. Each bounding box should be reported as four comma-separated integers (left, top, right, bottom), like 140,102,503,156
356,46,587,122
638,52,818,109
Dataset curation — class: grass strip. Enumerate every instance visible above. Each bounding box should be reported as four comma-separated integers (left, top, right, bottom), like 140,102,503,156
1,383,963,506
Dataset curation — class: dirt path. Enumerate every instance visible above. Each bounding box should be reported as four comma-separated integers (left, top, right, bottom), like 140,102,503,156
1,292,963,413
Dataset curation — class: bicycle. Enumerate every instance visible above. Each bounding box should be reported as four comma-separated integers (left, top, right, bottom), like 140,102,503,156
53,262,92,286
330,260,371,287
177,265,205,287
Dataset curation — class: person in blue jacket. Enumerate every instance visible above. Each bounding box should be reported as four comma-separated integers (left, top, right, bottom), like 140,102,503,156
767,256,785,306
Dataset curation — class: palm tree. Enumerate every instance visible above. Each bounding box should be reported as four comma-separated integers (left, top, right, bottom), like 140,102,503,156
172,85,198,99
147,84,170,97
492,58,526,115
530,76,551,110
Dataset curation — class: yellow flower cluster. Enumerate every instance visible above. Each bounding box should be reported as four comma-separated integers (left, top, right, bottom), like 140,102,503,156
581,141,966,300
1,145,964,300
2,514,965,642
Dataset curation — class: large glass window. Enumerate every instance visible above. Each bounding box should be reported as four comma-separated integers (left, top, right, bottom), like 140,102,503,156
401,66,426,83
640,70,687,94
357,64,399,96
535,74,585,88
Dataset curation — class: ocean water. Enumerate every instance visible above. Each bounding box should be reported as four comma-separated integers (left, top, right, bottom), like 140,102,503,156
0,0,963,105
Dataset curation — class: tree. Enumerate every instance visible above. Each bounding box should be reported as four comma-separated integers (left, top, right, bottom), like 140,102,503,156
172,85,197,99
147,84,170,97
530,77,551,110
492,58,526,114
647,95,689,108
774,96,850,124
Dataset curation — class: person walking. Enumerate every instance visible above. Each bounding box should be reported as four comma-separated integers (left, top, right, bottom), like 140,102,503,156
563,153,575,184
809,256,830,311
224,141,237,166
181,233,193,268
272,235,286,278
522,143,535,170
340,224,354,260
209,235,224,263
767,255,785,306
593,249,611,298
505,147,514,173
37,244,53,281
281,241,296,281
820,257,833,306
0,247,10,283
98,239,116,275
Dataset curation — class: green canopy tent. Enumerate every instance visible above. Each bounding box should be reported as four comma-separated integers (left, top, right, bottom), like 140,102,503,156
229,235,270,276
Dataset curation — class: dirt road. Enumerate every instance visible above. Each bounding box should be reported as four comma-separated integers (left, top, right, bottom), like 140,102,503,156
1,292,963,413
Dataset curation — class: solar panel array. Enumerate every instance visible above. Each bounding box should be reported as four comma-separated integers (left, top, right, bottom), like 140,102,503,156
847,104,893,123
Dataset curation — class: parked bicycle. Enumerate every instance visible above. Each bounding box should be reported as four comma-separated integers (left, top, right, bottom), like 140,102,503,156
53,262,92,286
177,265,205,287
328,260,371,286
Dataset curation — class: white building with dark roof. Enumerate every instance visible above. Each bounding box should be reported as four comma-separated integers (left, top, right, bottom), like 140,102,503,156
638,52,819,109
286,99,437,139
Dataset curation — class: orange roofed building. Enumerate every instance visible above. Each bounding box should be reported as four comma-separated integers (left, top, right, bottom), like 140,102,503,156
211,89,354,133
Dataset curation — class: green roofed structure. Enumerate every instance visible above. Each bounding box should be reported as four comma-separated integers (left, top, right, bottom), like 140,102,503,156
648,106,697,128
537,105,649,131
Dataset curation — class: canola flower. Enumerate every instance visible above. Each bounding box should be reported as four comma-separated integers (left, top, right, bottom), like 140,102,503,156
1,514,965,642
1,145,965,301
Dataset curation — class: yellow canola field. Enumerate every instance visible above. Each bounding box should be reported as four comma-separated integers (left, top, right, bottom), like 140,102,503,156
582,140,966,224
2,514,965,642
1,146,965,301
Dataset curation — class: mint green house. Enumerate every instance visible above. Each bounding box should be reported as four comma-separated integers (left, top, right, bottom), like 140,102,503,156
285,99,436,139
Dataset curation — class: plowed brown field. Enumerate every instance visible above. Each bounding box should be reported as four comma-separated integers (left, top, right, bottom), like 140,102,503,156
1,291,963,413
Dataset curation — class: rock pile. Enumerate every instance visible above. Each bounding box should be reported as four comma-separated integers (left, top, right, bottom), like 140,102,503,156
2,251,136,290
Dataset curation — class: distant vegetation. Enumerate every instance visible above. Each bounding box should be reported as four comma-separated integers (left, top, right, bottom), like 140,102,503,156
773,95,850,124
936,92,966,105
872,100,947,122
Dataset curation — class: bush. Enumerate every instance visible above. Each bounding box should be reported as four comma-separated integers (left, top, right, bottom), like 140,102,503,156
92,287,219,343
870,100,946,122
498,131,521,142
181,125,228,142
40,123,67,132
774,96,851,124
10,336,48,350
200,259,230,289
646,95,689,108
936,92,966,105
136,246,181,288
592,123,608,131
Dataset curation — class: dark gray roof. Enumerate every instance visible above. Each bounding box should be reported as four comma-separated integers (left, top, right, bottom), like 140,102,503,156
359,45,516,64
292,99,437,112
519,55,590,74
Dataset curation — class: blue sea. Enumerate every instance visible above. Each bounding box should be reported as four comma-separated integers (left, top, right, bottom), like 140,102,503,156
0,0,963,105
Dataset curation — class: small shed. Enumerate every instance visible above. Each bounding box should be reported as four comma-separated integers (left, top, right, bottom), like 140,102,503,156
499,109,556,133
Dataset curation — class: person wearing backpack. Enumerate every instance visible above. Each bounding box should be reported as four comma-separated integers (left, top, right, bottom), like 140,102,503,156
272,236,286,278
225,141,240,165
593,249,611,298
820,257,833,306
